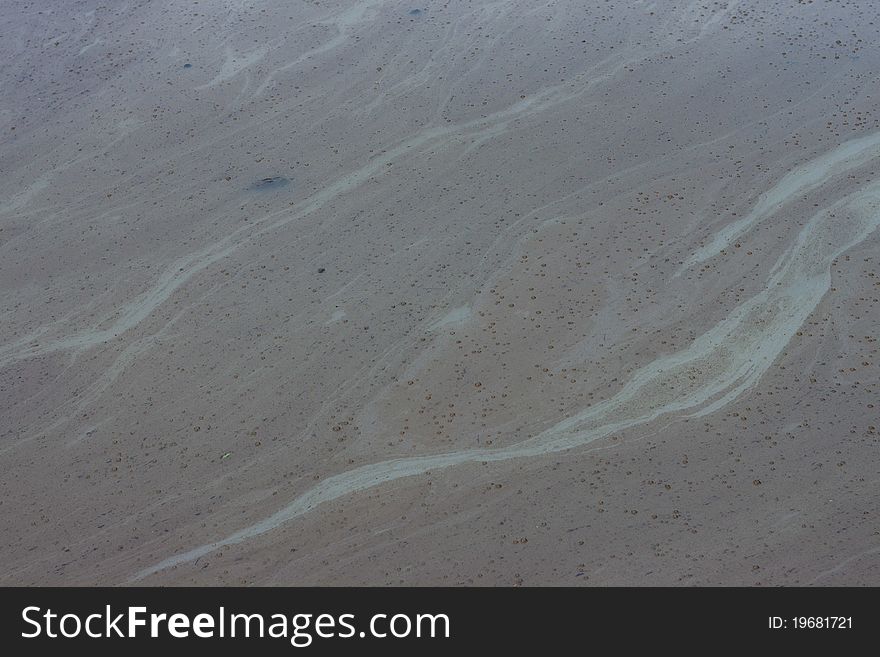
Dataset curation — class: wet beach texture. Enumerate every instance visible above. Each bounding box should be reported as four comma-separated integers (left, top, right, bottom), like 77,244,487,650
1,1,879,585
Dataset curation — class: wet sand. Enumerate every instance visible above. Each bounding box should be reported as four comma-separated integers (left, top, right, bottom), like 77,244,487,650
1,1,879,585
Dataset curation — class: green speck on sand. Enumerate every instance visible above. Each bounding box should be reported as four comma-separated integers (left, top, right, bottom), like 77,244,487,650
221,452,232,459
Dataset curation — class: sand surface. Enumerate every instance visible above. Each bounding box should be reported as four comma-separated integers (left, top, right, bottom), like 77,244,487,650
1,0,879,585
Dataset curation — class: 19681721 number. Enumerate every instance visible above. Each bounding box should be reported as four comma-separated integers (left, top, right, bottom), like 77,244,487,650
769,617,853,629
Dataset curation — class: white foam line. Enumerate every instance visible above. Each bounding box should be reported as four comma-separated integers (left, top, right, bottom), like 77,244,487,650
677,129,880,274
4,11,721,369
132,175,880,581
808,545,880,584
253,0,385,98
0,225,250,368
195,45,269,90
77,37,103,56
1,57,636,369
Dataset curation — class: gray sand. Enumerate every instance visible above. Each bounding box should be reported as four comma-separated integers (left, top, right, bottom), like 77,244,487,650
1,0,879,585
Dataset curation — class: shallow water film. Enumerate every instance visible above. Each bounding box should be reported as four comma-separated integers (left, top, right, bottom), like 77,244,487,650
2,1,879,585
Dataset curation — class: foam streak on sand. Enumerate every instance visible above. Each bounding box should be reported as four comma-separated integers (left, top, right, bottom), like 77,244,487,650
678,129,880,274
253,0,385,97
133,175,880,580
1,0,735,372
0,50,648,370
